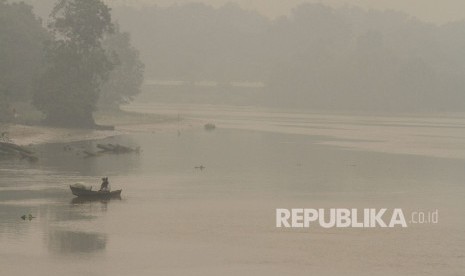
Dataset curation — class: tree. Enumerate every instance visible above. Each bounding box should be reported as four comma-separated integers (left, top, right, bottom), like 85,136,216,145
0,0,48,122
33,0,114,127
99,24,144,110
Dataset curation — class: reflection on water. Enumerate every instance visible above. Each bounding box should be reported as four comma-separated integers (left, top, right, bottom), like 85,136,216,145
1,105,465,275
71,196,121,204
47,230,107,255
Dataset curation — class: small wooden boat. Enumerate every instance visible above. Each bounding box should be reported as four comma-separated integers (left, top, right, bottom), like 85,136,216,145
70,185,122,198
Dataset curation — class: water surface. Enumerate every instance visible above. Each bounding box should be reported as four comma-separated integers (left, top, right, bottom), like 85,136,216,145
1,105,464,275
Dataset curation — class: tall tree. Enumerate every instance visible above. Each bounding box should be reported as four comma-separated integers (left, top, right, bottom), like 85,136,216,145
33,0,114,127
0,0,47,122
99,24,144,110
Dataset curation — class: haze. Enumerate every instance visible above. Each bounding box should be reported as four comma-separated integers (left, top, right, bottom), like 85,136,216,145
111,0,465,24
14,0,465,112
2,1,465,275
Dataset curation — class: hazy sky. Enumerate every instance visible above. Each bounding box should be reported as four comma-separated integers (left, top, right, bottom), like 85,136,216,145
112,0,465,24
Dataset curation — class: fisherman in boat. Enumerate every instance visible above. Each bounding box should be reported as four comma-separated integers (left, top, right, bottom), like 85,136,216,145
99,177,111,192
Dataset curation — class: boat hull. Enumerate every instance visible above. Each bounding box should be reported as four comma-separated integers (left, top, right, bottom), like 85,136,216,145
70,186,122,198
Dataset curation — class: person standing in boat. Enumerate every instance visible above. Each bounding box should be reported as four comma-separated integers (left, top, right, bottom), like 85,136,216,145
99,177,111,192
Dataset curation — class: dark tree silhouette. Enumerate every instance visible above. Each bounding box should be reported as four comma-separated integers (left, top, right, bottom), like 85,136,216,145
33,0,114,127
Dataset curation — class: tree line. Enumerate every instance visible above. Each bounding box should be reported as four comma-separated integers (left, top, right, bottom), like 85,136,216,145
3,1,465,115
114,3,465,112
0,0,144,126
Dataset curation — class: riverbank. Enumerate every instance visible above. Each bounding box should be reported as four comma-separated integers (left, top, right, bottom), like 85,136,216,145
2,110,197,146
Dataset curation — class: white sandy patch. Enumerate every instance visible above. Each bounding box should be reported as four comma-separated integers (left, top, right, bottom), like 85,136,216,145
2,115,197,146
4,124,119,146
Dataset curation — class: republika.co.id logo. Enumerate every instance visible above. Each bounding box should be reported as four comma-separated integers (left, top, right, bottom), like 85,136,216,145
276,208,439,228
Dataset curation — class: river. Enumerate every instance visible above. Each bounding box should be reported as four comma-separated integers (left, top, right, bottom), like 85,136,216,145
1,104,464,275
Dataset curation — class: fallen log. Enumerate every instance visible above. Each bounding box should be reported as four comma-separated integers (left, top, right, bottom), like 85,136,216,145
97,143,139,154
0,142,38,162
83,150,101,157
19,152,38,162
0,142,34,155
96,144,115,152
112,144,133,153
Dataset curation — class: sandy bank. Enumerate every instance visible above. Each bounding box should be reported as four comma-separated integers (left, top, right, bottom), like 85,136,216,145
4,124,119,146
2,111,199,146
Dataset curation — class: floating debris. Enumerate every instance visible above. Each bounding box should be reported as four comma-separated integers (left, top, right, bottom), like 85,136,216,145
204,123,216,131
96,143,140,154
82,150,102,158
194,165,206,170
21,214,36,221
82,143,140,158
